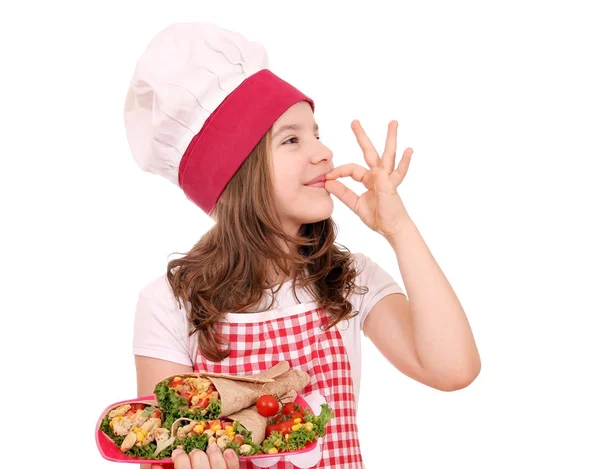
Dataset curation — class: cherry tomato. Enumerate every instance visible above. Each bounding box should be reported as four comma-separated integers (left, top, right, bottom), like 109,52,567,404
281,403,296,415
150,410,162,419
233,435,245,445
180,389,192,402
279,420,294,436
265,423,282,438
257,395,279,417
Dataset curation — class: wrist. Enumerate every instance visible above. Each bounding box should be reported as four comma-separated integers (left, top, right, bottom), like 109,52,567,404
382,216,414,244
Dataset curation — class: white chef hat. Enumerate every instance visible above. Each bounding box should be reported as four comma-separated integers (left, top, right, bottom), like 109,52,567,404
124,22,314,215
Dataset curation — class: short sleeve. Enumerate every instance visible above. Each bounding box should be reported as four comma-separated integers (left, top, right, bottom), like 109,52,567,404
132,288,194,366
351,252,406,332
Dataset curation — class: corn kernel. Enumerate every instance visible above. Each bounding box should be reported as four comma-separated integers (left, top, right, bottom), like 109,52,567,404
274,439,282,447
268,448,278,454
211,424,222,432
225,425,234,432
292,424,302,432
173,376,182,381
133,427,141,433
194,424,205,434
136,433,144,442
304,422,314,431
198,391,207,399
285,434,289,440
293,418,302,424
109,420,114,428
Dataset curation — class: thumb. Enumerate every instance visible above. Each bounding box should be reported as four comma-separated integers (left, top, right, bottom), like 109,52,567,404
324,179,358,213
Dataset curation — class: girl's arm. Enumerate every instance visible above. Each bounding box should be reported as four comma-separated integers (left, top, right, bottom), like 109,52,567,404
136,355,193,469
363,216,481,392
135,355,193,397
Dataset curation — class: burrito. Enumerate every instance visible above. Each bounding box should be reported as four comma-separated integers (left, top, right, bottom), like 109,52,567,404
154,363,310,427
99,401,171,459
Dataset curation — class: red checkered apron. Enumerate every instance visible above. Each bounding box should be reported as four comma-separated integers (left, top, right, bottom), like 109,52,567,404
194,303,363,469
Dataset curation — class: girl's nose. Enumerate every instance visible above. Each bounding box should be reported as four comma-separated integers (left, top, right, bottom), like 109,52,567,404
311,140,333,164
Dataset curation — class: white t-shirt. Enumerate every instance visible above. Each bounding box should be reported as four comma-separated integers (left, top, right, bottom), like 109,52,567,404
132,252,405,404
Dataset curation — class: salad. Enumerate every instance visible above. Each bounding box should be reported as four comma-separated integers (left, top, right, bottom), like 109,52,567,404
260,400,334,455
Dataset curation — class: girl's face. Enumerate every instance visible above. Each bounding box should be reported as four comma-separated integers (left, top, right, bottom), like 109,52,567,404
269,101,334,235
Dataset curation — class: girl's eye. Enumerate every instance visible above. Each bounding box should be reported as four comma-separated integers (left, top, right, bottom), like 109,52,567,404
283,136,320,145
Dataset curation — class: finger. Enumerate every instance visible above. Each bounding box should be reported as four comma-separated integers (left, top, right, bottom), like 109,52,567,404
325,163,369,185
351,120,381,169
324,179,360,214
206,443,228,469
391,147,413,187
223,449,240,469
171,448,192,469
381,120,398,174
189,448,210,469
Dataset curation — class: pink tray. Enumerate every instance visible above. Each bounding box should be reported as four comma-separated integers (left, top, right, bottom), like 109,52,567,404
96,394,318,464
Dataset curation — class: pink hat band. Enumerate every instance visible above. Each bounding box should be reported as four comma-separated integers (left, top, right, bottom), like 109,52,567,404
177,69,315,215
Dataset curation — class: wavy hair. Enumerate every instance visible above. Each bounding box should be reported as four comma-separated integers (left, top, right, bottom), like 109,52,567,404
166,128,368,361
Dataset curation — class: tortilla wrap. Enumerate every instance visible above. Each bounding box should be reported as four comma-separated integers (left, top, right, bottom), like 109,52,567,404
101,400,165,453
210,369,310,417
156,362,309,419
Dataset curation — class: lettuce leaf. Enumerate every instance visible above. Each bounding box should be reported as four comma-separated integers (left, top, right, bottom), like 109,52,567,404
261,431,285,453
175,432,209,453
303,404,335,436
285,426,318,451
154,380,188,420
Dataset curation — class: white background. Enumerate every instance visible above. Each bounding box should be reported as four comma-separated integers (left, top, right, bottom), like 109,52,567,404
1,1,599,468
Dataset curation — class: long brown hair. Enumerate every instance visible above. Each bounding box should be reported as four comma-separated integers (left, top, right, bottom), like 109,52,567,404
166,128,368,361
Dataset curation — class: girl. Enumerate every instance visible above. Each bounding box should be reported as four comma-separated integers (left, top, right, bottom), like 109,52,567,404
126,22,480,469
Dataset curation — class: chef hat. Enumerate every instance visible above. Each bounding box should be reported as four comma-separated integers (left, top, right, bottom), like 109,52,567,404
124,22,314,215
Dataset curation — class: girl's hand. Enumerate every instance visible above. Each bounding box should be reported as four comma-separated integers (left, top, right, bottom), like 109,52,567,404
151,444,239,469
325,120,413,240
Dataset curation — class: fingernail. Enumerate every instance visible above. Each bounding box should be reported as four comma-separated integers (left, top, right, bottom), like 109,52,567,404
225,449,236,460
189,448,200,455
207,443,219,452
172,448,184,457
